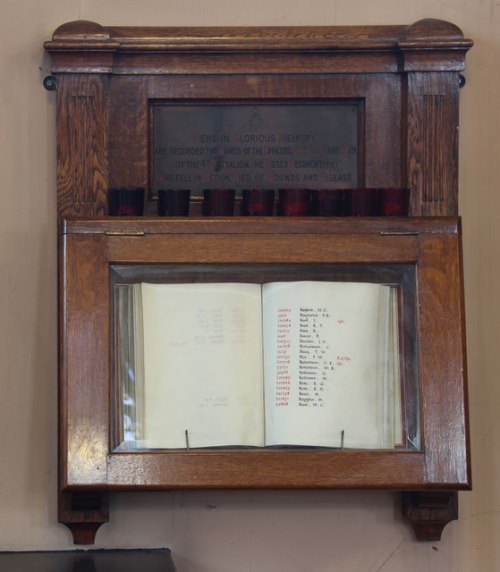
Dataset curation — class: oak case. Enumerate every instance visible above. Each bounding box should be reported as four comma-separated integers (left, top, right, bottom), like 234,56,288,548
45,18,472,544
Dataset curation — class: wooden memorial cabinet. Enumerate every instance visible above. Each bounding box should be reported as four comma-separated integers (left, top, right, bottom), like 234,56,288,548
45,19,472,544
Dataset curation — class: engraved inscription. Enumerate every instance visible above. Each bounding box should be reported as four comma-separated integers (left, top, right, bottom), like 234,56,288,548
152,104,359,196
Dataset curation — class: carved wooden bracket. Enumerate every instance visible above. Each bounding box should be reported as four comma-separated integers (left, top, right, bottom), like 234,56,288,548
59,491,109,545
59,489,459,544
402,491,458,541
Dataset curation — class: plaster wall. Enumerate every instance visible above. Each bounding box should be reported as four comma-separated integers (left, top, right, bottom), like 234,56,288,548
1,1,499,570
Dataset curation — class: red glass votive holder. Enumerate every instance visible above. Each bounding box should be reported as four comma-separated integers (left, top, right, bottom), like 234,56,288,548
108,187,145,216
378,187,410,216
203,189,235,216
241,189,275,216
345,188,378,216
158,189,190,216
278,189,311,216
311,189,345,216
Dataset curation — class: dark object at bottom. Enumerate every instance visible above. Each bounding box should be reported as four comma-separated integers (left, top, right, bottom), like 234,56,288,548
241,189,275,215
278,189,311,216
0,549,175,572
310,189,345,216
108,187,145,216
203,189,235,216
158,189,190,216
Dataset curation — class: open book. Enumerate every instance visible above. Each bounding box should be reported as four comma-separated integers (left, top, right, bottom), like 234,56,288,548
116,281,402,450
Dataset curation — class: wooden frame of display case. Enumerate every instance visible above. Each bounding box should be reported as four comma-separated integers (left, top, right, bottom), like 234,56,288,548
45,19,472,544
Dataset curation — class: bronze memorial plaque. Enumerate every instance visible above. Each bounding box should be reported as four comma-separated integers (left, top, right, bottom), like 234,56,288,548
152,103,360,198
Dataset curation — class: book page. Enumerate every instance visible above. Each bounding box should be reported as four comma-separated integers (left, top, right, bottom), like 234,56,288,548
262,281,400,449
389,288,403,446
139,282,264,448
376,285,402,448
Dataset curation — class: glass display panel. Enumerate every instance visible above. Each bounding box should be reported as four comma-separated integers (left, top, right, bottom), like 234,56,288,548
152,103,360,198
111,264,419,452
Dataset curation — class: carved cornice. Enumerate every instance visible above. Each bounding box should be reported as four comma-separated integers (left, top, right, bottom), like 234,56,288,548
44,19,472,74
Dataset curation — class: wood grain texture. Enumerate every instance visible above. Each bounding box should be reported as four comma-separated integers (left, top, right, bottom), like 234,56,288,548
404,72,460,215
105,450,427,490
45,19,471,54
61,216,460,236
44,20,472,75
60,219,469,491
418,234,470,485
62,234,110,488
109,77,148,190
402,491,458,541
56,75,109,218
58,491,109,544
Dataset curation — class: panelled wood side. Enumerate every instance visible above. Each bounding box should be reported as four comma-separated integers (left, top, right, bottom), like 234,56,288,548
403,72,460,216
418,234,470,485
109,77,148,192
61,234,110,488
56,75,110,219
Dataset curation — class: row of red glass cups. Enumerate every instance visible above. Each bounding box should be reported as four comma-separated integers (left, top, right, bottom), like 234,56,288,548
108,187,410,216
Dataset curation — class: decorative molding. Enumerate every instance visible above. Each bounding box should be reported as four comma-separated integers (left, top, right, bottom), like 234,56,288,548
45,19,472,75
